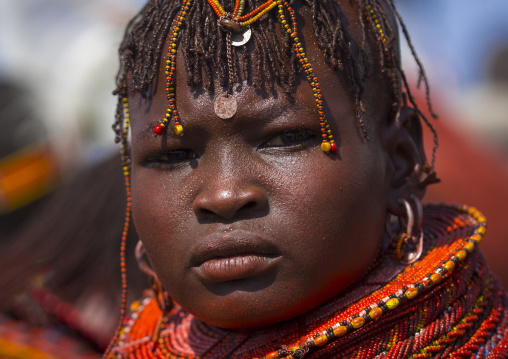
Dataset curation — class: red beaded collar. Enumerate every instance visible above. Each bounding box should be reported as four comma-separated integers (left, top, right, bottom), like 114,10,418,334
105,204,508,358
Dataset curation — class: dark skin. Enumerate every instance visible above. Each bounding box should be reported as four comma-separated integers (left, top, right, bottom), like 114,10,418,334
128,2,425,329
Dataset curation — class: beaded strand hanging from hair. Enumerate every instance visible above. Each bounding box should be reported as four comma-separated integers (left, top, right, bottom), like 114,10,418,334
113,0,441,167
153,0,193,137
104,97,132,359
150,0,338,152
275,0,336,152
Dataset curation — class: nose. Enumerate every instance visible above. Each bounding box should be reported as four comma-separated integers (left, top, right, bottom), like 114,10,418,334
192,162,268,220
193,183,268,220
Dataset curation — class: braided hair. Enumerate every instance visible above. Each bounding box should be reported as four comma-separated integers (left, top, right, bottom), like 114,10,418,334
112,0,438,168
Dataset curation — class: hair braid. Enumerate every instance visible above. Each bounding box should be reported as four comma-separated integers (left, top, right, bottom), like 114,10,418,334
114,0,438,169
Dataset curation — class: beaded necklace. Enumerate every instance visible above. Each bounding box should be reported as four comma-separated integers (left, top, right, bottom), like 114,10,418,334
152,0,338,153
105,204,508,358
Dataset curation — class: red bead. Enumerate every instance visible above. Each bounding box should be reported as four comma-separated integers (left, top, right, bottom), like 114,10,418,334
154,125,164,135
330,142,337,152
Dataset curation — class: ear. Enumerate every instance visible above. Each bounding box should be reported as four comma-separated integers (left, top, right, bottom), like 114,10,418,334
384,106,427,217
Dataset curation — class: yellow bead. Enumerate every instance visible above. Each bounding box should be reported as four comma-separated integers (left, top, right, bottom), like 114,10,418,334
464,242,475,253
130,301,140,312
313,335,328,347
430,273,442,284
386,298,399,310
174,124,183,136
471,234,482,243
444,261,455,272
333,326,347,337
351,316,365,329
405,287,418,300
456,250,467,261
477,227,487,235
369,307,383,319
321,142,331,152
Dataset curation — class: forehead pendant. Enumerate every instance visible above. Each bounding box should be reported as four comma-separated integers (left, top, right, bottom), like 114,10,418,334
152,0,337,153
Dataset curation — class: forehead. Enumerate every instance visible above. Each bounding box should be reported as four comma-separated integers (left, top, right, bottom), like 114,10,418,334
129,0,397,138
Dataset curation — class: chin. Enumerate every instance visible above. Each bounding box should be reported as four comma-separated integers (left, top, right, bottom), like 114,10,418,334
180,273,360,330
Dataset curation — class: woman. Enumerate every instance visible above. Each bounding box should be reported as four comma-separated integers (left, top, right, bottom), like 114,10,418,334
105,0,508,357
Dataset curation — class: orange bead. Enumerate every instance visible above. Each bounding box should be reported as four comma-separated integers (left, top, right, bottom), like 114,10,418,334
464,242,475,253
444,261,455,272
351,316,365,329
369,307,383,319
405,287,418,300
130,301,141,312
430,273,442,284
477,226,487,235
456,250,467,261
333,326,347,337
313,335,328,347
265,352,279,359
471,234,482,243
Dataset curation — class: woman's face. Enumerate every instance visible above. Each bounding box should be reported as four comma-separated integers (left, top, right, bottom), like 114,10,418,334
129,8,395,329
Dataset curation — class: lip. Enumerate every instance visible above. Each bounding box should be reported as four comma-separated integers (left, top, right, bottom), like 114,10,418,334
190,230,281,283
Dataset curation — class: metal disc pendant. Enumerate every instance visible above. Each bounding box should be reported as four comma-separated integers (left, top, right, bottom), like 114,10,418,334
231,27,251,46
214,94,237,119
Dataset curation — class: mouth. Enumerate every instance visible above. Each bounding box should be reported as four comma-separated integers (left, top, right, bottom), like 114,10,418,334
190,230,281,283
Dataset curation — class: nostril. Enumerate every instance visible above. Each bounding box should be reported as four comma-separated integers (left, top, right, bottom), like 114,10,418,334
199,208,216,217
242,201,258,211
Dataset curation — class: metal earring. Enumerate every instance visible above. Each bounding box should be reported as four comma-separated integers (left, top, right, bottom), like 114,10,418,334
394,194,424,264
135,241,173,313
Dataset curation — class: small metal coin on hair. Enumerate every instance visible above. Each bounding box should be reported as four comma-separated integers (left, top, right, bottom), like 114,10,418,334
214,94,237,119
232,27,251,46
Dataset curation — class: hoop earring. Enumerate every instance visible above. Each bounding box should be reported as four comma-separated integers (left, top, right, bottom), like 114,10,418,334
135,241,173,313
393,195,424,264
135,241,173,345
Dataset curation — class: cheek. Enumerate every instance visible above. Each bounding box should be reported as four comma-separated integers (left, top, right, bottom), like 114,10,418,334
131,169,182,255
284,147,386,285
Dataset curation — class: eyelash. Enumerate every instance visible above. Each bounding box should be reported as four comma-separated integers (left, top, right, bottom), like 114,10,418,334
259,129,319,150
141,130,319,169
142,150,199,169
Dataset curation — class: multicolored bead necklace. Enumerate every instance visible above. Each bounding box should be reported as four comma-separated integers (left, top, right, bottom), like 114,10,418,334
105,204,508,358
151,0,338,153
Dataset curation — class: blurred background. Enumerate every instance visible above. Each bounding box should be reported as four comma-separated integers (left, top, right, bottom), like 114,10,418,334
0,0,507,355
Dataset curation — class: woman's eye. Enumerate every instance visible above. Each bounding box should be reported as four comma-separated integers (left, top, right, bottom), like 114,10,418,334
143,150,199,169
261,130,318,149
